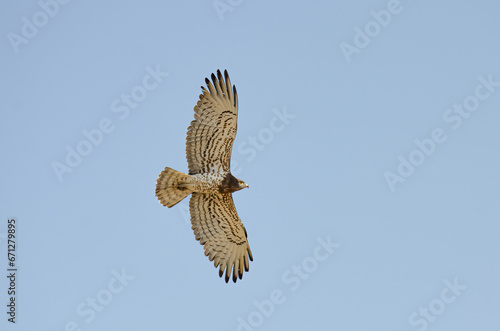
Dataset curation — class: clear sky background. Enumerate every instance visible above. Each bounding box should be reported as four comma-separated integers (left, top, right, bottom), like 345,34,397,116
1,1,499,330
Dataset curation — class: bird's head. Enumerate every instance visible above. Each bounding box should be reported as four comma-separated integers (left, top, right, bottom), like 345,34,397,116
236,179,249,190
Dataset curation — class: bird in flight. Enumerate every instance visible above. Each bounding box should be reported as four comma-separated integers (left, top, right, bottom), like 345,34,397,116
155,70,253,283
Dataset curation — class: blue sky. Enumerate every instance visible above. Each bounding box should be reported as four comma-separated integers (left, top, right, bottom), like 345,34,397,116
1,0,499,330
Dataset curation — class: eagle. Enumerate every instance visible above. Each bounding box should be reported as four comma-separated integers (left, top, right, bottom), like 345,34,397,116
155,70,253,283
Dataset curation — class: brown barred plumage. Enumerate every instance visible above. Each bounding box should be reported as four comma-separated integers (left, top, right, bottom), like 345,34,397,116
155,70,252,283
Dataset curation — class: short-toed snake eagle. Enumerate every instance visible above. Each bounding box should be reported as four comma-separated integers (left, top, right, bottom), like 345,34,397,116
155,70,252,283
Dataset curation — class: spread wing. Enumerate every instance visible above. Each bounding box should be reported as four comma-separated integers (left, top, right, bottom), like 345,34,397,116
189,192,253,283
186,70,238,175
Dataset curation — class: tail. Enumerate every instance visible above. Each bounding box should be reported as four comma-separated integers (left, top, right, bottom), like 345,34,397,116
155,167,192,208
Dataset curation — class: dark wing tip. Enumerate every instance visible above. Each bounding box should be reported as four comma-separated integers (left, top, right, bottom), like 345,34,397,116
217,70,224,87
219,268,224,278
233,85,238,107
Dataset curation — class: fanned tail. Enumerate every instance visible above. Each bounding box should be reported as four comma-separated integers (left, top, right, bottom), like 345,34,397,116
155,167,192,208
